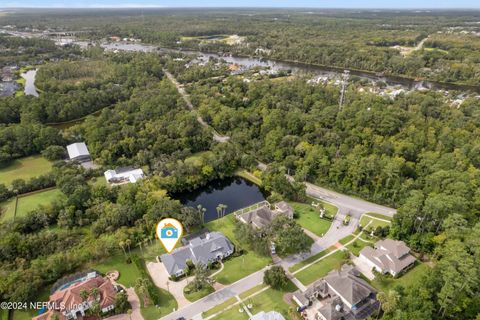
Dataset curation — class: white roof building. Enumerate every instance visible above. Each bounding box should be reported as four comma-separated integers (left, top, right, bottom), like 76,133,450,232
104,167,144,185
66,142,91,162
250,311,285,320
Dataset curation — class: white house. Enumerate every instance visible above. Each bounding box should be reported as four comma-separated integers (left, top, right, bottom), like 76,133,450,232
104,167,144,185
359,239,416,277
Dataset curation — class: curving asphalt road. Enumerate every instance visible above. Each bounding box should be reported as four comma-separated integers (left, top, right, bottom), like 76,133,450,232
160,185,395,320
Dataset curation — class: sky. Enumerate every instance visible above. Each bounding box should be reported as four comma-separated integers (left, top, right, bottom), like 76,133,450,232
1,0,479,8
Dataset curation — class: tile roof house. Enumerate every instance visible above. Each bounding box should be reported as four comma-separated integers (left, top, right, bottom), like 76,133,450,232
160,231,234,277
32,273,117,320
66,142,91,163
292,265,378,320
250,311,286,320
359,239,416,277
104,167,144,185
236,201,294,229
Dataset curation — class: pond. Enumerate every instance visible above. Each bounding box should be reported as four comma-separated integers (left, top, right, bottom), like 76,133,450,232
175,177,267,222
21,69,39,97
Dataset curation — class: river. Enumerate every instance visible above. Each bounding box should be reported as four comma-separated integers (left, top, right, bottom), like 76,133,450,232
21,69,39,97
101,42,480,93
174,177,267,222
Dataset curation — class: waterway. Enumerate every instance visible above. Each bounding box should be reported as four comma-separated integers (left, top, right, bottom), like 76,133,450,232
174,177,267,222
102,42,480,93
21,69,39,97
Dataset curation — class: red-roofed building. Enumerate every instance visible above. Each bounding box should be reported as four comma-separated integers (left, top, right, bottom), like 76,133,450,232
33,275,117,320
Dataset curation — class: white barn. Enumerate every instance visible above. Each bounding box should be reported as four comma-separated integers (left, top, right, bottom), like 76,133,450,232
66,142,91,162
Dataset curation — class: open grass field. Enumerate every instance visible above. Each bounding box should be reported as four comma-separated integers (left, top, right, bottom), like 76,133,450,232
295,250,348,286
0,155,52,186
339,234,355,245
370,262,429,293
207,214,271,284
16,188,63,218
290,202,333,237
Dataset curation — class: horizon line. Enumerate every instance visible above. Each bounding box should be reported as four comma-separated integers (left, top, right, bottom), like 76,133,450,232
2,6,480,9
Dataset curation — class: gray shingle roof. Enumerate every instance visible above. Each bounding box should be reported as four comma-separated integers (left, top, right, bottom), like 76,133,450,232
160,232,234,276
324,265,376,307
360,239,416,275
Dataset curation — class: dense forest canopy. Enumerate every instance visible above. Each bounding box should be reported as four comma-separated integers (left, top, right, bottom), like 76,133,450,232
2,9,480,84
0,9,479,320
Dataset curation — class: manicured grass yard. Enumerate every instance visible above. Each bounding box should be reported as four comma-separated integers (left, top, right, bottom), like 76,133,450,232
290,202,333,237
184,283,215,302
212,281,297,320
140,288,178,320
339,234,355,245
92,254,141,288
207,215,272,285
0,155,52,186
295,250,348,286
92,253,178,319
289,246,336,273
202,297,238,318
346,239,373,256
371,262,430,293
16,188,64,218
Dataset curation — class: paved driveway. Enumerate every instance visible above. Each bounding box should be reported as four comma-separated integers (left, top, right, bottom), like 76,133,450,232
146,261,193,309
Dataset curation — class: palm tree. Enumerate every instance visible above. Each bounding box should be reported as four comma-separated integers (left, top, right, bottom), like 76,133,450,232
119,241,127,259
197,205,206,224
220,204,228,217
90,287,99,300
125,239,132,254
80,289,89,302
135,278,150,306
216,205,221,219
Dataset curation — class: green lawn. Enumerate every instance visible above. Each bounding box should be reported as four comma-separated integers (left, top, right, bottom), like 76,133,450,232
295,250,348,285
202,297,238,318
184,283,215,302
12,288,50,320
206,215,272,284
339,235,355,245
370,263,429,293
212,282,297,320
239,284,267,299
346,239,373,256
363,212,393,220
0,197,16,222
235,169,263,186
289,246,336,273
140,288,178,320
290,202,333,237
15,189,64,218
359,214,391,231
92,253,178,318
91,254,143,288
0,155,52,186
